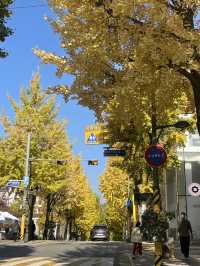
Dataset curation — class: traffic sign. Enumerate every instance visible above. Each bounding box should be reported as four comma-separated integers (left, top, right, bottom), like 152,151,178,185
84,124,109,144
145,144,167,167
88,160,98,165
188,183,200,197
23,176,30,188
6,180,21,188
103,149,126,157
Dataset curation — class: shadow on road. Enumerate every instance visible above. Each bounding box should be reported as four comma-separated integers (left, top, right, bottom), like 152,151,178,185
0,244,34,259
164,250,200,266
54,241,125,263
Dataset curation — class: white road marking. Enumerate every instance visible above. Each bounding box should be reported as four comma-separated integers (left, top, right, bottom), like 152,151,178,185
1,257,53,266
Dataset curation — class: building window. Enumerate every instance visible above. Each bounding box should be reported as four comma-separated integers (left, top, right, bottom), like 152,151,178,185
192,162,200,183
192,139,200,146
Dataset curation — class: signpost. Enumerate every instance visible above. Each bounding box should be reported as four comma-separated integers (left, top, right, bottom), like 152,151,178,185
103,149,126,157
145,144,167,168
6,180,22,188
23,176,30,188
188,183,200,197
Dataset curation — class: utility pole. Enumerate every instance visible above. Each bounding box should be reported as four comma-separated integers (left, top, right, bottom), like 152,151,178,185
150,98,163,266
20,132,31,241
182,147,188,217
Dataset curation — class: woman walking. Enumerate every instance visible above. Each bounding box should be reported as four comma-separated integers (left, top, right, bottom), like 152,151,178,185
131,221,143,259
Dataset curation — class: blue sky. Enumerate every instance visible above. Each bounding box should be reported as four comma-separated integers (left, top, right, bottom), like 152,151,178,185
0,0,107,194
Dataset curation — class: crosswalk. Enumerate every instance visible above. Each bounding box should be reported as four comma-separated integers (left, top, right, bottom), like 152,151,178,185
0,256,114,266
0,257,58,266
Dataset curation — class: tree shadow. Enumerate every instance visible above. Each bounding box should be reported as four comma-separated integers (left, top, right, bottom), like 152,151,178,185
166,249,200,266
54,241,126,264
0,244,34,259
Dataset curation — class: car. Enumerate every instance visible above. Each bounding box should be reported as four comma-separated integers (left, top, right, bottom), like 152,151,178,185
90,224,109,241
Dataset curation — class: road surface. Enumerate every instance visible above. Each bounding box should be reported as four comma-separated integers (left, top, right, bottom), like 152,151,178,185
0,240,127,266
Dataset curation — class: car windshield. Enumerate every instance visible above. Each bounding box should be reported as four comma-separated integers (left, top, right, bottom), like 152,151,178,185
93,226,107,230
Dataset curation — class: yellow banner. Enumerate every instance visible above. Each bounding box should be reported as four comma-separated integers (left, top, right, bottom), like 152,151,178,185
84,124,109,144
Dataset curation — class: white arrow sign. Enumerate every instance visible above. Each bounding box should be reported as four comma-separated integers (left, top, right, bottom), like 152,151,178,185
188,183,200,197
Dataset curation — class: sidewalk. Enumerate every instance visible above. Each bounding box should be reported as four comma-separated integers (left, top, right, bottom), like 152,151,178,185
115,242,200,266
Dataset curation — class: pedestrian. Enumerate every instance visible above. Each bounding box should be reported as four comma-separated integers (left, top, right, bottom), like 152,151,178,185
31,220,36,240
131,221,143,259
12,220,20,241
178,212,193,258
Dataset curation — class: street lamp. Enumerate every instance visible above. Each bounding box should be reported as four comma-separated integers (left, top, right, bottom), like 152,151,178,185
156,120,190,130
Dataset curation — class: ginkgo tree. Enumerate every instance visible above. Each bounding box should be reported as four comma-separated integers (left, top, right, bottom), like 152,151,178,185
34,0,192,121
0,0,13,58
0,73,99,240
34,0,195,232
99,158,129,240
53,157,100,240
0,73,72,239
34,0,193,146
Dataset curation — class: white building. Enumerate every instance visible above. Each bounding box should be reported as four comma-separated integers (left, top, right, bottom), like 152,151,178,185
165,131,200,240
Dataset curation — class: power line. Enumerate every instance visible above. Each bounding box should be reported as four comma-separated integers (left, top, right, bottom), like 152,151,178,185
0,4,48,10
11,4,47,9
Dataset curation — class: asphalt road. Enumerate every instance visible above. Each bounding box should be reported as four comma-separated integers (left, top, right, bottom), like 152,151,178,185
0,240,130,266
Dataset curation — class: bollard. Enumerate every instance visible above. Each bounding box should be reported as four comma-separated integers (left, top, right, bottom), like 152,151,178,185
154,242,162,266
168,237,175,259
20,214,26,240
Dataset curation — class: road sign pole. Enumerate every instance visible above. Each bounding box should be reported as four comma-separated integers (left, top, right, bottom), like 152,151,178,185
151,103,162,266
21,132,31,241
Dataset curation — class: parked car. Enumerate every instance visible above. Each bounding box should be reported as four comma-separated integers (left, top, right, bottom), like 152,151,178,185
90,224,109,241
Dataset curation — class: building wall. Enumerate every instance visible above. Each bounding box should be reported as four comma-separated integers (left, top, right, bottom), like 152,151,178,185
166,131,200,239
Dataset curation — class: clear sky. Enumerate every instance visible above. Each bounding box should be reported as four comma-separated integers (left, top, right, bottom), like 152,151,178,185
0,0,107,194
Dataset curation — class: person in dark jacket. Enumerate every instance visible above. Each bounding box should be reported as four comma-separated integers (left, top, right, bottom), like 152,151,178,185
30,220,36,240
178,212,193,258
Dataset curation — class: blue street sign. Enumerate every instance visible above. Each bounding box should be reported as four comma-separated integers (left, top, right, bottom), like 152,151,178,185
6,180,21,188
23,176,30,188
126,199,133,208
104,149,126,157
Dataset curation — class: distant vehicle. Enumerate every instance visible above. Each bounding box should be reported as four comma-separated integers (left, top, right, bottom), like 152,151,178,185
90,224,109,241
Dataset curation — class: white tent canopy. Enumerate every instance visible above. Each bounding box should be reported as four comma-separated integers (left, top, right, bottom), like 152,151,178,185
0,211,19,224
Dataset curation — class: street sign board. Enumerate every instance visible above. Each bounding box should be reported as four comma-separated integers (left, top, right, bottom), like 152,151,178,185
103,149,126,157
85,124,109,144
188,183,200,197
6,180,21,188
145,144,167,167
23,176,30,188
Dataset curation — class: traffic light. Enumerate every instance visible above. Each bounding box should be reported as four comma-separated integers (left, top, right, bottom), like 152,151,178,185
57,160,67,165
88,160,98,166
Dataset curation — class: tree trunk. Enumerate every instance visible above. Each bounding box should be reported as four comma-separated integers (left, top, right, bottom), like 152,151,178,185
180,69,200,135
27,193,36,241
64,216,70,240
43,194,51,240
190,70,200,135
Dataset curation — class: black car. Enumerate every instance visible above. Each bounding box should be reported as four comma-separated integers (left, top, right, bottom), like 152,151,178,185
90,224,109,241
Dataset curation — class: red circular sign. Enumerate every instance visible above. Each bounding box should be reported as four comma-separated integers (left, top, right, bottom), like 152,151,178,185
145,144,167,168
